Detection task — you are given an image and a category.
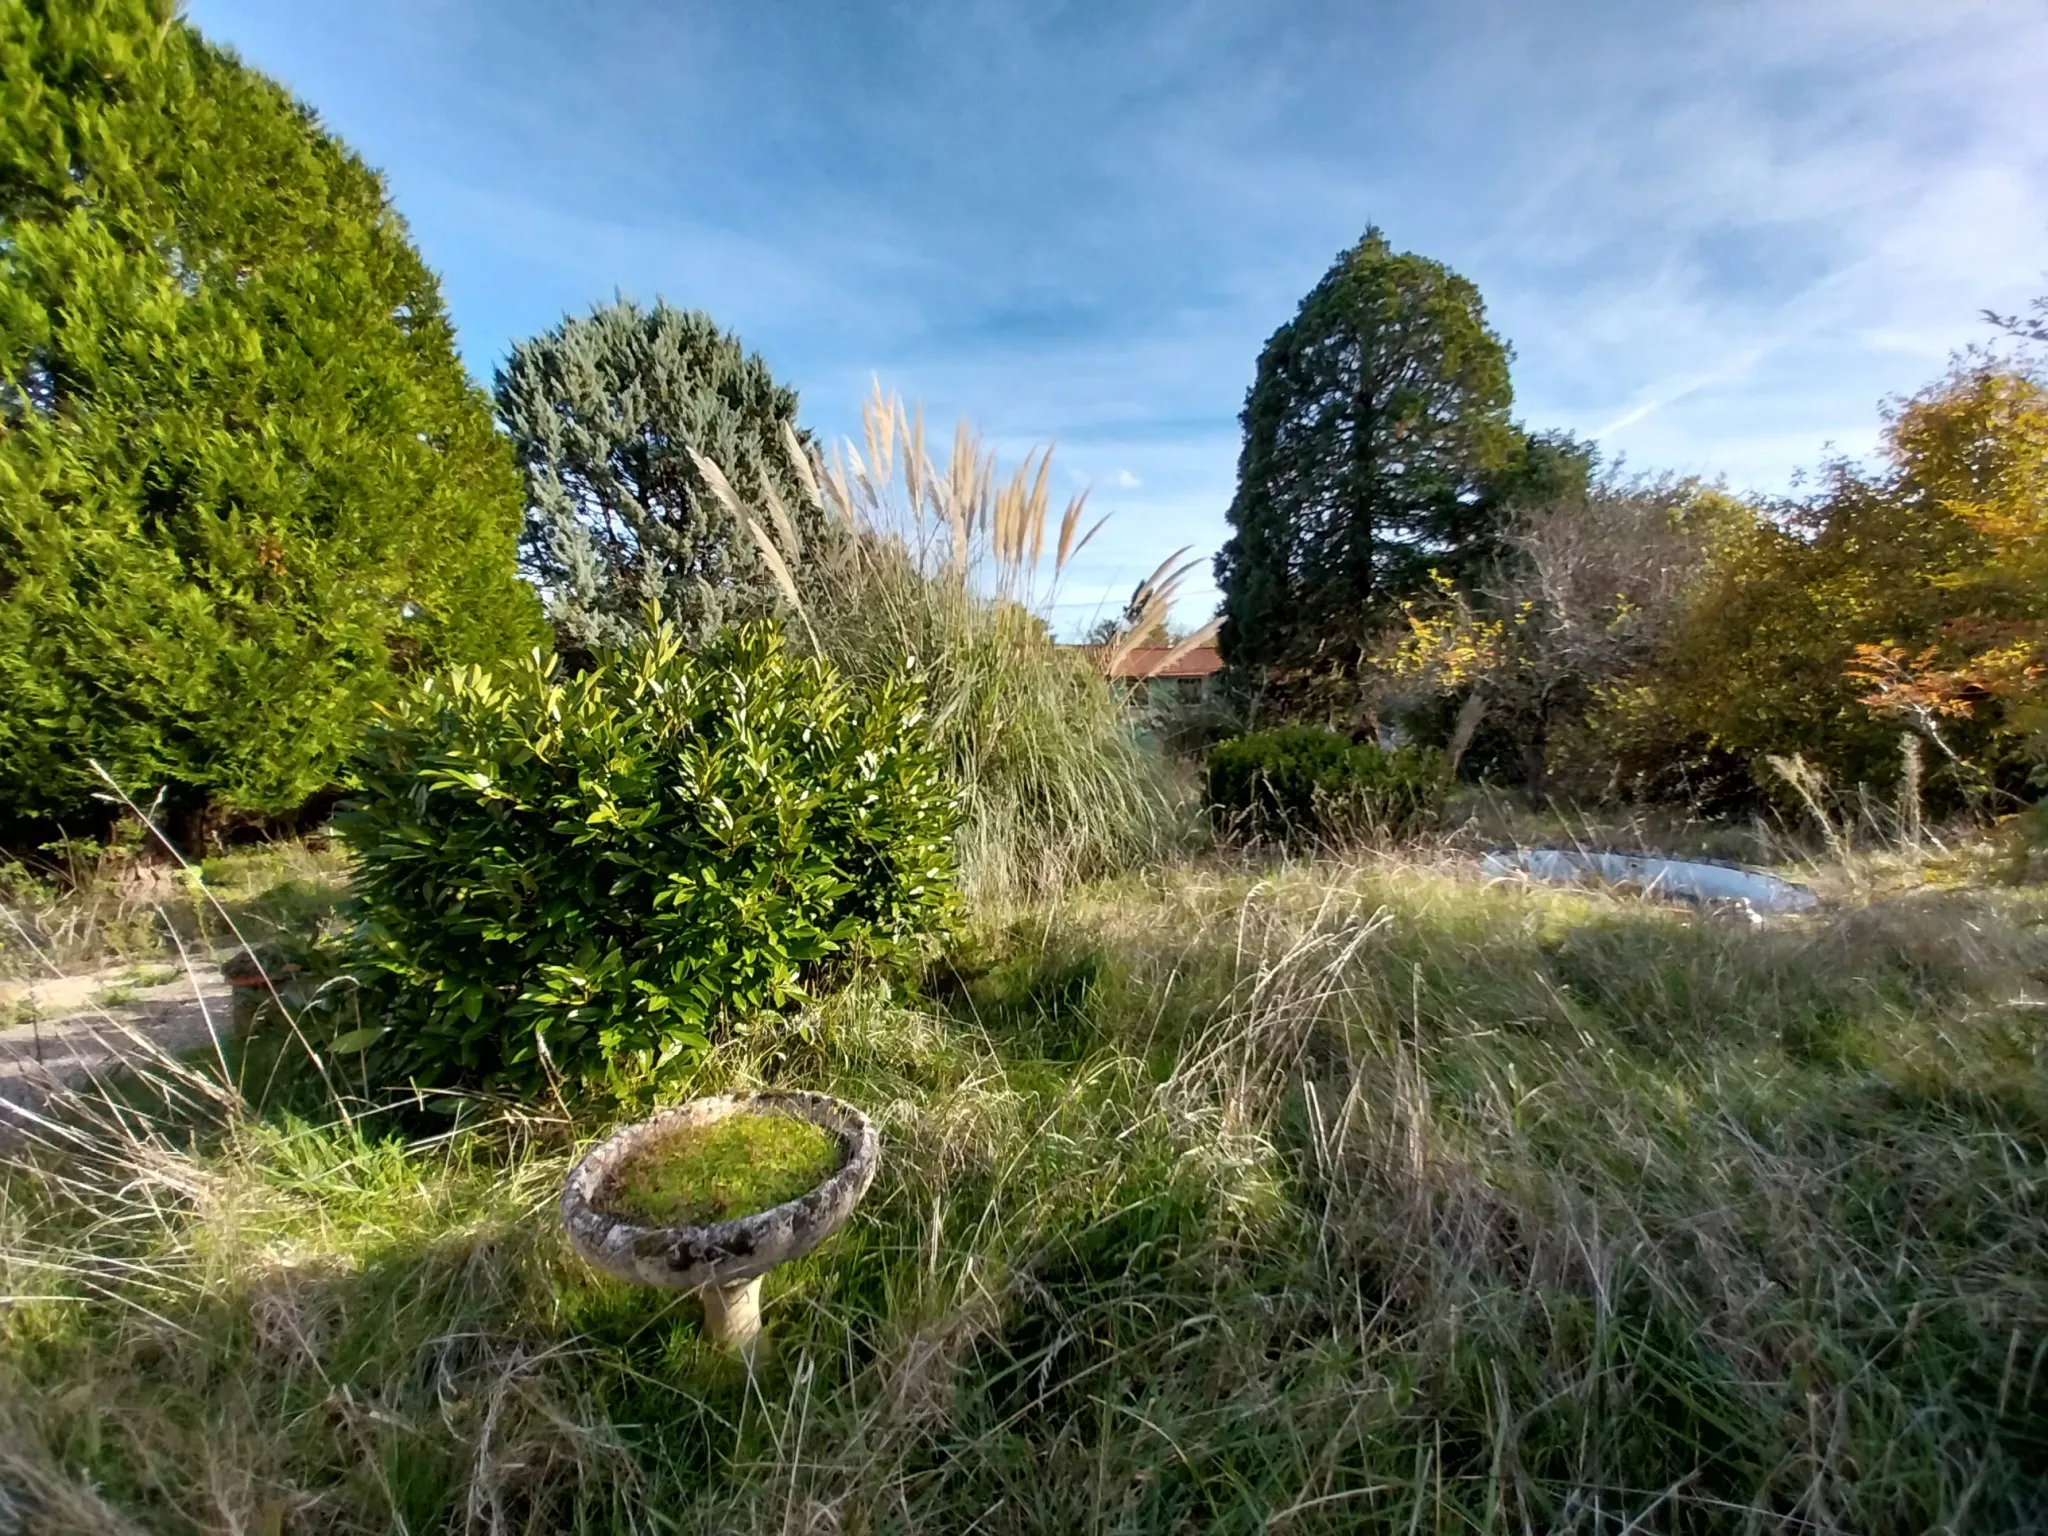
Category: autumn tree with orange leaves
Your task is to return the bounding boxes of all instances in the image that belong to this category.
[1624,343,2048,809]
[1847,365,2048,754]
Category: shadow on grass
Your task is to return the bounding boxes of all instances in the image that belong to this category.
[3,1112,822,1532]
[10,871,2048,1531]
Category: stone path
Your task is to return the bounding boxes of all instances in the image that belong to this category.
[0,964,237,1130]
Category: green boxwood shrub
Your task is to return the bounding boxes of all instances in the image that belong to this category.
[1205,726,1441,844]
[338,622,957,1092]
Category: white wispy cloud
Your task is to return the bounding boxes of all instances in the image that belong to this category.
[189,0,2048,628]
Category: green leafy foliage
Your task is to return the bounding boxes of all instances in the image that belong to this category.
[495,298,822,658]
[1205,725,1441,843]
[339,621,958,1092]
[0,0,541,829]
[1617,361,2048,810]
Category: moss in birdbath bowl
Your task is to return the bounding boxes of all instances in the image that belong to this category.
[596,1112,840,1228]
[562,1091,880,1352]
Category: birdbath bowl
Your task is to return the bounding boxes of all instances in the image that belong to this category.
[560,1090,878,1351]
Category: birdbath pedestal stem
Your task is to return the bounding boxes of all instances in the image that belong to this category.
[700,1277,763,1351]
[561,1091,879,1355]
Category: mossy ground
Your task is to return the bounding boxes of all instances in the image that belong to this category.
[598,1112,841,1227]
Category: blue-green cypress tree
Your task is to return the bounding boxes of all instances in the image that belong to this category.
[495,298,821,656]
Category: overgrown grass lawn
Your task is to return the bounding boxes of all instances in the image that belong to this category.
[5,855,2047,1532]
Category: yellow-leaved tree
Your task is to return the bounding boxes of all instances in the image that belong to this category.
[1845,365,2048,768]
[1626,354,2046,809]
[1386,478,1751,804]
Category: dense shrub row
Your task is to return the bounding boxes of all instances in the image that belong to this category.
[1205,726,1442,843]
[339,623,956,1091]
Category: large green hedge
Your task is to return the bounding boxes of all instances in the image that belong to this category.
[0,0,541,828]
[339,622,959,1092]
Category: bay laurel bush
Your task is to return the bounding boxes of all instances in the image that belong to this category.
[1205,725,1442,844]
[338,621,957,1092]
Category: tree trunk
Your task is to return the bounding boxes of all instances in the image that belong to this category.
[1444,691,1487,780]
[1521,715,1551,809]
[1349,367,1378,615]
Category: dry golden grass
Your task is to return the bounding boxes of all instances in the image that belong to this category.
[5,834,2045,1532]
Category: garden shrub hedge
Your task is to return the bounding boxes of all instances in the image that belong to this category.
[339,622,957,1092]
[1205,725,1441,844]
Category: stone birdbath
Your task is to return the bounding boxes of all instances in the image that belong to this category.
[561,1090,878,1351]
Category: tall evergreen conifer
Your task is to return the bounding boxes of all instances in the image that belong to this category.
[495,299,820,655]
[0,0,539,829]
[1215,229,1521,678]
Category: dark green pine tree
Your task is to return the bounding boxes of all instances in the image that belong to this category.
[1214,228,1524,678]
[0,0,542,832]
[495,299,824,657]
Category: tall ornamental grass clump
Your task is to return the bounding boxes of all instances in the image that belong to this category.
[338,621,956,1092]
[1206,724,1442,843]
[696,389,1192,901]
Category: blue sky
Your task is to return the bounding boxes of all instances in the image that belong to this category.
[184,0,2048,633]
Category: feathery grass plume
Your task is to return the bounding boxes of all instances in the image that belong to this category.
[781,419,826,518]
[1139,616,1223,681]
[719,391,1191,901]
[687,449,813,644]
[1102,547,1200,677]
[754,466,803,561]
[1053,490,1088,576]
[866,375,895,480]
[1026,448,1052,571]
[740,518,808,629]
[1899,732,1925,850]
[1768,752,1852,865]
